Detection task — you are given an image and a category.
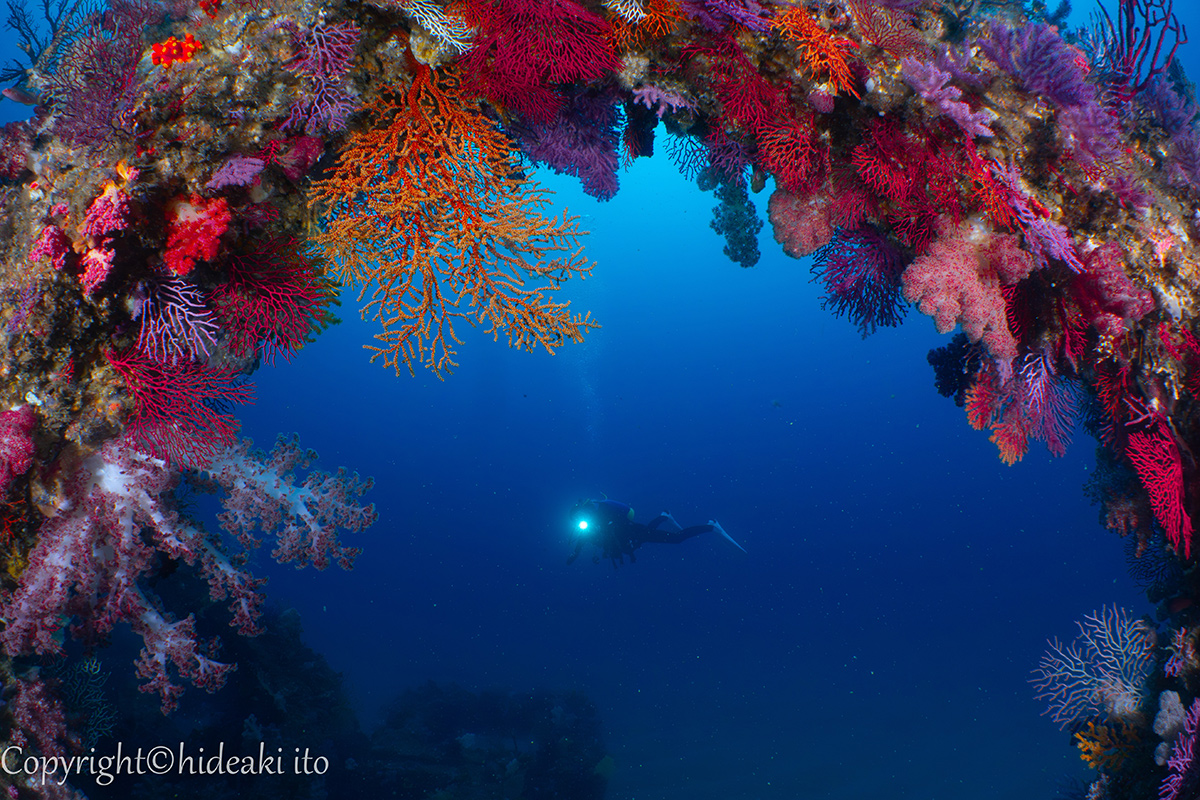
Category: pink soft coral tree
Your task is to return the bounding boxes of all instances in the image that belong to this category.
[199,434,374,571]
[0,434,375,713]
[901,216,1037,364]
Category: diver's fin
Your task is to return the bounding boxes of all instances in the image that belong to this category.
[709,520,746,553]
[660,511,682,532]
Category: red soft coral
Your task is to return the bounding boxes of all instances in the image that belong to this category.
[163,194,231,276]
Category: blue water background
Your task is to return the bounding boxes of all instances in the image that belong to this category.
[1,3,1197,797]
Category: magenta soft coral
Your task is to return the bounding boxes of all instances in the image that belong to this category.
[77,182,133,294]
[0,438,251,712]
[0,405,35,493]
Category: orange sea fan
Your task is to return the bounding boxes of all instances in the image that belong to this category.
[774,7,859,98]
[609,0,681,52]
[307,64,597,377]
[989,404,1030,466]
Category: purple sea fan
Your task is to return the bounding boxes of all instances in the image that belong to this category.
[1058,102,1125,170]
[136,277,219,363]
[678,0,768,32]
[704,128,749,183]
[1140,74,1197,136]
[1012,24,1097,108]
[284,21,362,135]
[900,58,994,138]
[1019,351,1077,457]
[983,21,1096,109]
[811,225,908,336]
[45,0,160,148]
[1162,698,1200,800]
[206,155,266,191]
[509,86,621,201]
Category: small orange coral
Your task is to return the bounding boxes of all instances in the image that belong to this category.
[1075,721,1139,771]
[989,406,1030,466]
[308,63,597,376]
[610,0,681,51]
[774,7,859,98]
[152,33,202,69]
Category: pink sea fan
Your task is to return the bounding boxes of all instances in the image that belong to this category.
[1019,351,1077,457]
[1031,605,1154,728]
[632,84,692,119]
[1162,698,1200,800]
[136,277,219,363]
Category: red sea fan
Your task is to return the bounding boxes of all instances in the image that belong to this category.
[460,0,618,122]
[212,238,328,364]
[844,0,925,59]
[686,38,784,133]
[757,115,821,193]
[106,347,253,467]
[1127,420,1193,557]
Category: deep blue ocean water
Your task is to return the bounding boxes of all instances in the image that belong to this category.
[3,3,1198,797]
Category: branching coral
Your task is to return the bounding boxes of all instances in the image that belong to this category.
[309,64,597,376]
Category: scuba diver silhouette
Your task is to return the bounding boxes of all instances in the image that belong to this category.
[567,498,746,566]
